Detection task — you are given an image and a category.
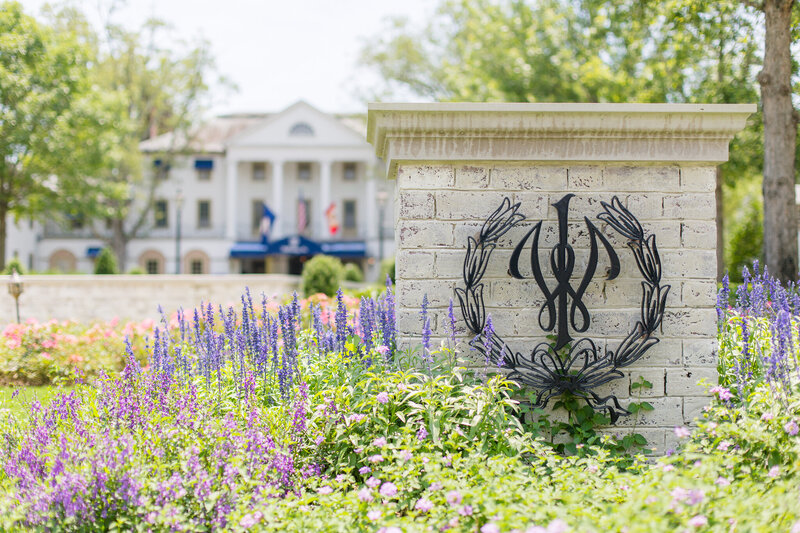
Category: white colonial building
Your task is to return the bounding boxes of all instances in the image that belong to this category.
[4,101,395,279]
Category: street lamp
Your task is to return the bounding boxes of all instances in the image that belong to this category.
[7,269,23,323]
[376,190,389,264]
[175,189,184,274]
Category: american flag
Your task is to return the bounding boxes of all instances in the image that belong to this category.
[297,192,308,233]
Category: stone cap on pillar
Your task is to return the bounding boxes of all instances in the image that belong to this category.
[366,103,756,179]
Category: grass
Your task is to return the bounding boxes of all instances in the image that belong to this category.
[0,385,73,419]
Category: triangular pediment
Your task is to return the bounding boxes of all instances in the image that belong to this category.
[227,101,368,148]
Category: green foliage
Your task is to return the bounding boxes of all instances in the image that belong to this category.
[126,266,145,275]
[2,258,24,276]
[301,255,344,297]
[379,256,395,284]
[93,247,119,275]
[725,192,764,283]
[342,262,364,283]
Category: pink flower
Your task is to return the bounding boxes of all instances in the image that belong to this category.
[401,450,413,461]
[373,437,387,447]
[368,454,384,463]
[791,520,800,533]
[376,392,389,404]
[357,488,373,502]
[709,386,733,401]
[428,482,442,491]
[481,524,499,533]
[367,510,381,521]
[335,474,347,483]
[688,515,708,528]
[318,486,333,495]
[671,487,689,503]
[446,490,462,506]
[586,464,598,474]
[547,519,569,533]
[239,511,263,528]
[359,466,372,475]
[379,482,397,497]
[376,345,390,357]
[687,490,704,506]
[415,498,434,512]
[715,476,730,486]
[761,412,775,421]
[366,477,380,488]
[717,440,732,451]
[315,435,324,445]
[674,426,691,438]
[784,420,799,436]
[459,505,473,516]
[768,466,780,478]
[662,464,674,472]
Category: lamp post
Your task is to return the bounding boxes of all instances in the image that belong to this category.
[7,269,23,323]
[376,190,388,264]
[175,189,184,274]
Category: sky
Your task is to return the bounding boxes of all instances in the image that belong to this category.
[19,0,435,116]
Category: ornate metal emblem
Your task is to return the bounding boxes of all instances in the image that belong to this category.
[455,194,670,422]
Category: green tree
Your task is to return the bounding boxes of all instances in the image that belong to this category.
[360,0,765,278]
[0,2,117,269]
[54,4,227,269]
[93,247,119,274]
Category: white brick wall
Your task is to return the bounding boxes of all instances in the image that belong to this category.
[368,103,754,451]
[393,163,720,448]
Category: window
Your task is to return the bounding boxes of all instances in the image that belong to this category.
[154,159,170,180]
[198,200,211,228]
[146,259,159,274]
[343,199,357,229]
[252,200,264,234]
[190,260,203,274]
[154,200,168,229]
[344,162,357,181]
[289,122,314,136]
[68,214,84,230]
[195,159,213,181]
[252,162,266,181]
[298,162,311,181]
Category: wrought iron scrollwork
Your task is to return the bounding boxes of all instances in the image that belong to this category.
[456,194,670,423]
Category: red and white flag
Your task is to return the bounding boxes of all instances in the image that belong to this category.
[325,202,339,235]
[297,193,308,233]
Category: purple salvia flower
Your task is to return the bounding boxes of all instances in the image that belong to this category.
[382,275,396,350]
[717,273,730,322]
[447,298,457,349]
[420,294,431,361]
[335,288,347,352]
[482,314,495,365]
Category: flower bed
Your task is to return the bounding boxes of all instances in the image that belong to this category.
[0,276,798,531]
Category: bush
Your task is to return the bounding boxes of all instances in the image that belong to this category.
[379,256,395,284]
[302,254,343,296]
[93,247,119,274]
[342,262,363,283]
[2,257,24,275]
[127,266,145,275]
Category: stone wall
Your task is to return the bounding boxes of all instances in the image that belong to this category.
[368,103,754,452]
[0,275,300,323]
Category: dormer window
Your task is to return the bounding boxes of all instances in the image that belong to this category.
[289,122,314,136]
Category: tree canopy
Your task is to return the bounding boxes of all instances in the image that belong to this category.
[361,0,776,280]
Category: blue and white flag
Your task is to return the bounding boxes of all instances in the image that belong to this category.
[259,203,276,244]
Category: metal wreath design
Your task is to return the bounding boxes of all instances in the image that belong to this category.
[455,196,670,423]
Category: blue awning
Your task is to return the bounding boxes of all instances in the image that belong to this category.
[86,247,101,258]
[321,241,367,257]
[230,237,367,259]
[194,159,214,169]
[229,242,269,258]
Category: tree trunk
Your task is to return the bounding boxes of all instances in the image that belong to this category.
[715,167,725,281]
[109,219,129,272]
[760,0,798,282]
[0,202,7,271]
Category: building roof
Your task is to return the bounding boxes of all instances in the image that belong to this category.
[139,101,369,154]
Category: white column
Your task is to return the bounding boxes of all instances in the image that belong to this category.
[319,159,332,239]
[365,172,377,241]
[225,158,237,240]
[271,160,284,238]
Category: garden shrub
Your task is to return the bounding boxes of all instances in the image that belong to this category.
[2,257,24,275]
[379,256,395,284]
[93,247,119,274]
[301,254,343,296]
[342,262,363,283]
